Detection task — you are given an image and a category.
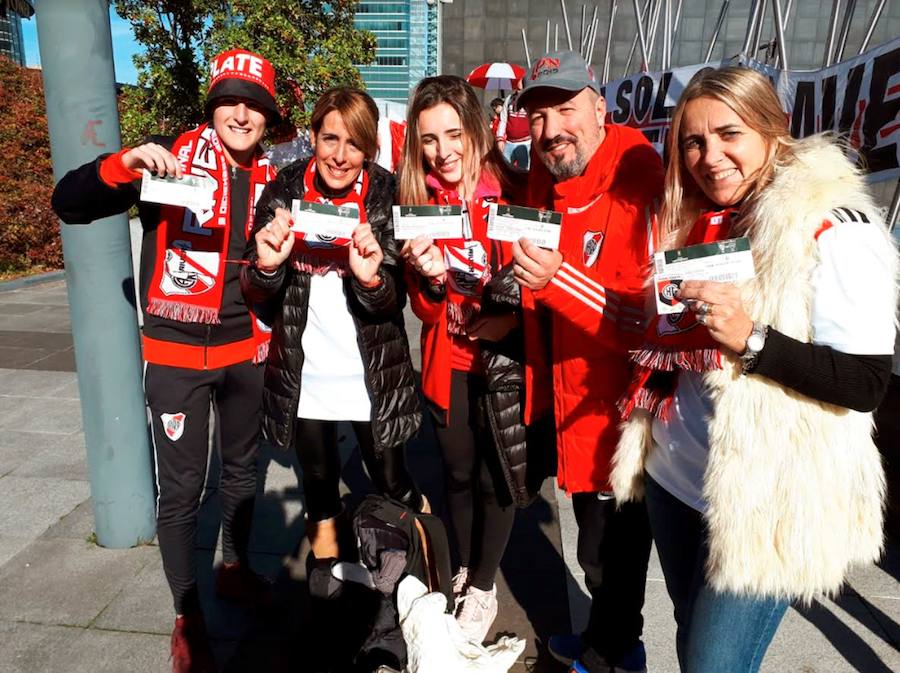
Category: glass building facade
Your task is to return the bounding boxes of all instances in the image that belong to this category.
[0,6,27,66]
[355,0,440,102]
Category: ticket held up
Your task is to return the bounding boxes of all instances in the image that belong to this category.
[487,204,562,250]
[290,200,359,240]
[140,170,215,215]
[654,237,756,315]
[392,205,464,240]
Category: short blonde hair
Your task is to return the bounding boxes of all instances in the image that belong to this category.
[310,87,379,161]
[662,66,795,244]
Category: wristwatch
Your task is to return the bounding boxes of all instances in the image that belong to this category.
[740,322,768,374]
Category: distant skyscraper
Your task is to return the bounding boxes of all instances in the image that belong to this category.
[355,0,441,103]
[0,0,32,66]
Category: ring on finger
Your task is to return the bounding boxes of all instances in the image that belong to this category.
[696,301,712,316]
[265,222,273,231]
[697,312,708,325]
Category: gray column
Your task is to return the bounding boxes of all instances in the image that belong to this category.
[36,0,156,548]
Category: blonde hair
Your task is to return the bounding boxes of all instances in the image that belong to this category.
[310,87,379,161]
[398,75,516,205]
[662,66,795,245]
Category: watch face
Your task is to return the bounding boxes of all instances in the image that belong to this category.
[747,333,765,352]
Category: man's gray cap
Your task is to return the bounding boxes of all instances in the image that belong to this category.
[517,50,601,109]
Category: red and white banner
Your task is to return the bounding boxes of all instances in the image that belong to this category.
[600,35,900,183]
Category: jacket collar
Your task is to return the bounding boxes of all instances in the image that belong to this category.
[552,123,621,206]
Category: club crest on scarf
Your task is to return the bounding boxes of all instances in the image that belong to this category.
[583,230,604,267]
[444,240,488,295]
[161,247,218,296]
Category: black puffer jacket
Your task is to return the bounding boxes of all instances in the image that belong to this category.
[241,159,421,453]
[472,266,555,507]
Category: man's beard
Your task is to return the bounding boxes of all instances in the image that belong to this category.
[537,135,590,180]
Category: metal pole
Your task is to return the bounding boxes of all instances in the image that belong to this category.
[859,0,886,55]
[624,0,652,75]
[751,0,768,57]
[603,0,618,82]
[585,7,599,63]
[834,0,857,64]
[581,5,587,53]
[742,0,761,56]
[35,0,156,549]
[547,18,551,53]
[560,0,574,51]
[587,16,600,66]
[522,28,532,67]
[824,0,841,66]
[772,0,788,69]
[705,0,731,62]
[664,0,673,70]
[674,0,683,34]
[555,23,559,51]
[631,0,651,73]
[646,0,664,68]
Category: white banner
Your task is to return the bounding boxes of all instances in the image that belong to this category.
[600,36,900,183]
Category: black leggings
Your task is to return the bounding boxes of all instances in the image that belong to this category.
[433,371,515,591]
[294,418,420,521]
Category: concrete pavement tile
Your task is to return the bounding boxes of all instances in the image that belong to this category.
[0,475,88,539]
[0,304,45,316]
[0,536,31,569]
[0,397,82,434]
[0,430,85,478]
[844,539,900,599]
[0,309,72,334]
[40,499,96,541]
[41,627,170,673]
[25,347,77,372]
[762,598,900,673]
[0,620,83,673]
[0,441,34,478]
[0,331,73,350]
[12,439,88,480]
[0,368,77,397]
[860,596,900,651]
[92,553,172,635]
[0,539,156,627]
[0,346,55,369]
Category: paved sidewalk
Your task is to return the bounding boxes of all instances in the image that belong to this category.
[0,275,898,673]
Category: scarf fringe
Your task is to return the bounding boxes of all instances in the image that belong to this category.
[146,299,221,325]
[631,347,722,372]
[446,301,481,336]
[292,256,351,277]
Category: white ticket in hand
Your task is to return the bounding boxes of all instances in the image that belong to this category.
[487,204,562,250]
[290,200,360,239]
[392,205,464,240]
[653,237,756,315]
[140,170,215,214]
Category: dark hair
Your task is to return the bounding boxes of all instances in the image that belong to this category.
[309,87,380,161]
[490,97,504,108]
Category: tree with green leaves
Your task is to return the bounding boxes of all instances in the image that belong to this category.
[114,0,376,145]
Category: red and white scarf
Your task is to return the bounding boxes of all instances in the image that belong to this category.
[426,173,500,335]
[146,124,275,361]
[291,161,368,277]
[620,208,738,420]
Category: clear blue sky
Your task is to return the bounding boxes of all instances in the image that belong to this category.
[21,7,142,84]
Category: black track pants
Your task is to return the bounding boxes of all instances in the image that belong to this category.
[294,418,420,522]
[433,370,515,591]
[145,360,263,615]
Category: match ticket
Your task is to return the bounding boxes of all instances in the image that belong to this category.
[140,170,215,214]
[487,204,562,250]
[653,237,756,315]
[392,205,464,240]
[290,200,359,240]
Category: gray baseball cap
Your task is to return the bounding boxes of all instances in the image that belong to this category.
[517,50,601,109]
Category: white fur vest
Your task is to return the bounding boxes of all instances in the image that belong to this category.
[611,135,898,603]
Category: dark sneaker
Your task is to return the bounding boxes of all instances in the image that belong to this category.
[549,633,586,666]
[170,613,216,673]
[572,641,648,673]
[215,562,274,608]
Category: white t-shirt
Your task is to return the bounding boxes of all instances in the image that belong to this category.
[297,272,372,422]
[646,213,897,512]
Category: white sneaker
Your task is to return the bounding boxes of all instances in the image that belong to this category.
[451,566,469,606]
[455,583,498,643]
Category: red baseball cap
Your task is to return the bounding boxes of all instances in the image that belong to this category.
[206,49,281,123]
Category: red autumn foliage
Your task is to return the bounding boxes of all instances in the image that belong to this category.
[0,57,63,274]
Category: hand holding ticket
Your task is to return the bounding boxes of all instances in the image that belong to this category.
[393,205,464,240]
[140,170,215,215]
[654,237,755,315]
[290,200,359,240]
[487,204,562,250]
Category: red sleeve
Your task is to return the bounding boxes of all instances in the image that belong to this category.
[405,265,445,325]
[534,259,645,340]
[98,148,142,187]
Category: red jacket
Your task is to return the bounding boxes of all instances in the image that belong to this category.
[407,173,551,423]
[525,124,663,493]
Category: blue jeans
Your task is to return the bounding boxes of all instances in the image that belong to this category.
[644,474,789,673]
